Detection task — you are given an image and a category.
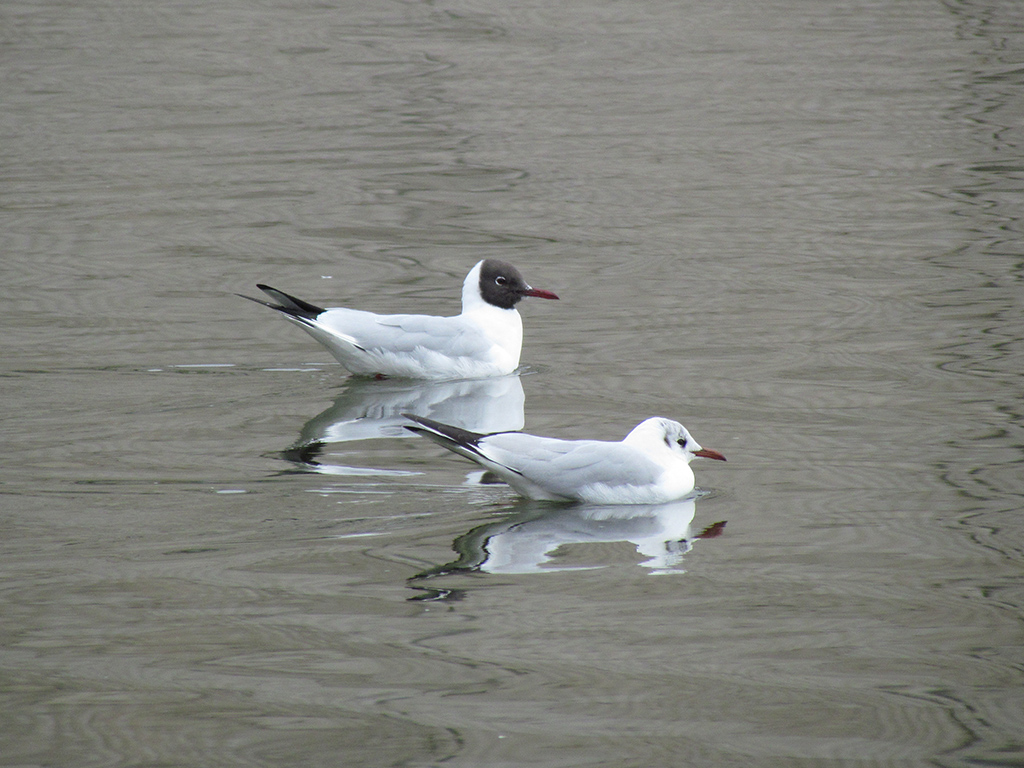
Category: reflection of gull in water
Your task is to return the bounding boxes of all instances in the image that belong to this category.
[412,498,727,583]
[283,375,525,476]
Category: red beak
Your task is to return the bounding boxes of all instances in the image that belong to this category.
[693,448,727,462]
[522,287,559,300]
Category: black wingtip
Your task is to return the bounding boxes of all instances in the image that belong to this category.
[401,413,485,446]
[402,413,525,479]
[241,284,326,320]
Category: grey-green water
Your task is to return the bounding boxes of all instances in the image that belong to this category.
[3,0,1023,765]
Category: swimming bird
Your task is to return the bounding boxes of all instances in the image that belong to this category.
[404,415,726,504]
[239,260,558,379]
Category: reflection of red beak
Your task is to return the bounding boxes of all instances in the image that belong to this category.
[696,521,727,539]
[693,448,727,462]
[522,287,560,300]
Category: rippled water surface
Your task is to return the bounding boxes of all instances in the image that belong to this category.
[3,0,1024,766]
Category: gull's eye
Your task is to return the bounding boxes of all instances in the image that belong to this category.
[495,275,507,286]
[676,437,687,449]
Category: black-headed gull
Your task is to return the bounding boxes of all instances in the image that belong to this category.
[404,415,726,504]
[240,260,558,379]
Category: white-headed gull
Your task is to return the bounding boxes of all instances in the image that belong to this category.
[404,415,726,504]
[240,260,558,379]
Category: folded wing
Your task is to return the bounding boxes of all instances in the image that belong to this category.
[479,435,664,499]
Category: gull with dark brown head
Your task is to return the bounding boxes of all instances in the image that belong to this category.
[240,260,558,380]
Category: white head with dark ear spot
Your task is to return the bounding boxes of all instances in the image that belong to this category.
[623,418,727,463]
[465,259,560,311]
